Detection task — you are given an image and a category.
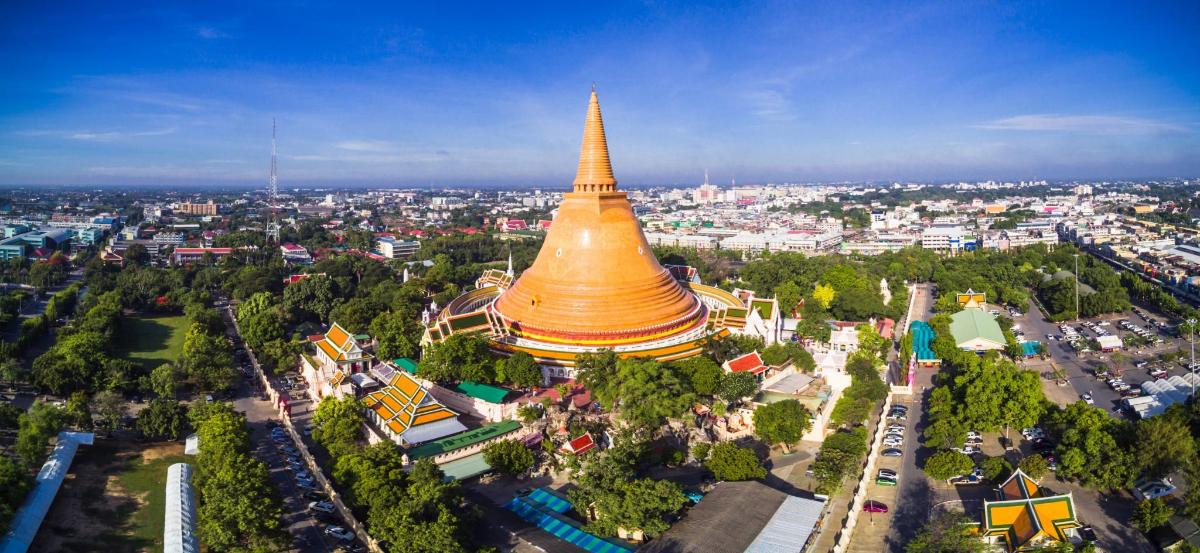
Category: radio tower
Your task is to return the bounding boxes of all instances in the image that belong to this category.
[266,119,280,243]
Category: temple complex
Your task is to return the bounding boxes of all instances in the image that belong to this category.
[424,90,782,378]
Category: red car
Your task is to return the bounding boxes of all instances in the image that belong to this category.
[863,500,889,513]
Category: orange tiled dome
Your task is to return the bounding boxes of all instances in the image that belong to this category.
[492,90,704,342]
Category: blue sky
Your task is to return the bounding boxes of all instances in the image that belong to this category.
[1,1,1198,187]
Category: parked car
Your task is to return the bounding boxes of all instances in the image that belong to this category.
[303,491,327,501]
[881,448,903,457]
[863,501,889,513]
[876,475,897,486]
[878,469,897,479]
[1081,392,1094,405]
[1133,479,1177,501]
[325,526,355,541]
[883,438,903,447]
[308,501,336,514]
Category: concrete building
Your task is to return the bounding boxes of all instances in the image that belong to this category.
[173,200,218,216]
[377,236,421,258]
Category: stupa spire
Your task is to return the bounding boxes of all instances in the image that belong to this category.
[572,88,617,193]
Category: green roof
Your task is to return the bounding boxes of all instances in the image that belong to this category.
[949,308,1006,347]
[407,420,522,460]
[453,381,511,404]
[394,358,419,374]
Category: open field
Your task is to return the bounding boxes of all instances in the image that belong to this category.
[31,439,188,553]
[114,315,190,371]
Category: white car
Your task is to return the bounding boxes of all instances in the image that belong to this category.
[965,431,982,440]
[883,437,903,447]
[308,501,335,514]
[324,525,355,541]
[1081,392,1094,405]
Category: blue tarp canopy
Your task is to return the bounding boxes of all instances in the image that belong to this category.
[910,320,939,362]
[506,487,635,553]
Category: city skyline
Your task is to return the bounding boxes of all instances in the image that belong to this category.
[2,1,1199,187]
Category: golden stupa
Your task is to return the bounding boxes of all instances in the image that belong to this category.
[492,90,704,343]
[422,89,777,369]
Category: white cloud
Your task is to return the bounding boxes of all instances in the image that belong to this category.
[334,140,398,153]
[197,26,230,39]
[69,127,177,141]
[976,114,1188,135]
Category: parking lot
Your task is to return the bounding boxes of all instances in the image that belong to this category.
[1013,298,1194,417]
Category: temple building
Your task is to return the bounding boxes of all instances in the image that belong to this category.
[423,90,781,379]
[979,469,1080,551]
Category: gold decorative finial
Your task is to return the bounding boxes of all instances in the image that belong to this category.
[572,88,617,193]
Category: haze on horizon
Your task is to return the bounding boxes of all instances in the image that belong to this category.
[1,1,1198,188]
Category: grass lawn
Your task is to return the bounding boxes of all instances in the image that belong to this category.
[114,315,191,371]
[33,440,191,553]
[115,446,192,549]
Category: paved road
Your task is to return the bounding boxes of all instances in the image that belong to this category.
[882,283,938,552]
[221,308,350,553]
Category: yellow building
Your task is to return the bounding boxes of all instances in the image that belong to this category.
[981,469,1080,551]
[423,90,779,378]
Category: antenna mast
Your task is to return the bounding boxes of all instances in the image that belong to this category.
[266,119,280,243]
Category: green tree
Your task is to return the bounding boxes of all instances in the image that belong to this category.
[773,281,803,314]
[0,455,32,534]
[483,439,535,476]
[1135,414,1196,478]
[15,401,64,468]
[980,456,1013,482]
[369,310,423,362]
[417,333,494,384]
[1018,454,1049,480]
[923,450,975,480]
[717,371,758,404]
[906,511,984,553]
[501,351,543,389]
[704,442,766,481]
[64,391,92,430]
[150,363,179,399]
[136,399,190,440]
[0,357,25,387]
[312,396,366,460]
[332,442,407,511]
[1132,497,1174,533]
[585,478,686,539]
[606,358,695,427]
[752,399,811,451]
[282,274,338,322]
[182,323,235,392]
[673,356,723,396]
[93,390,126,433]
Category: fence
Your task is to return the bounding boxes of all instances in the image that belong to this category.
[225,306,382,553]
[829,394,894,553]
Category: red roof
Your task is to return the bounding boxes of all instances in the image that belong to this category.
[307,334,325,342]
[280,243,305,252]
[876,318,896,340]
[537,220,553,230]
[561,432,596,454]
[726,351,767,375]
